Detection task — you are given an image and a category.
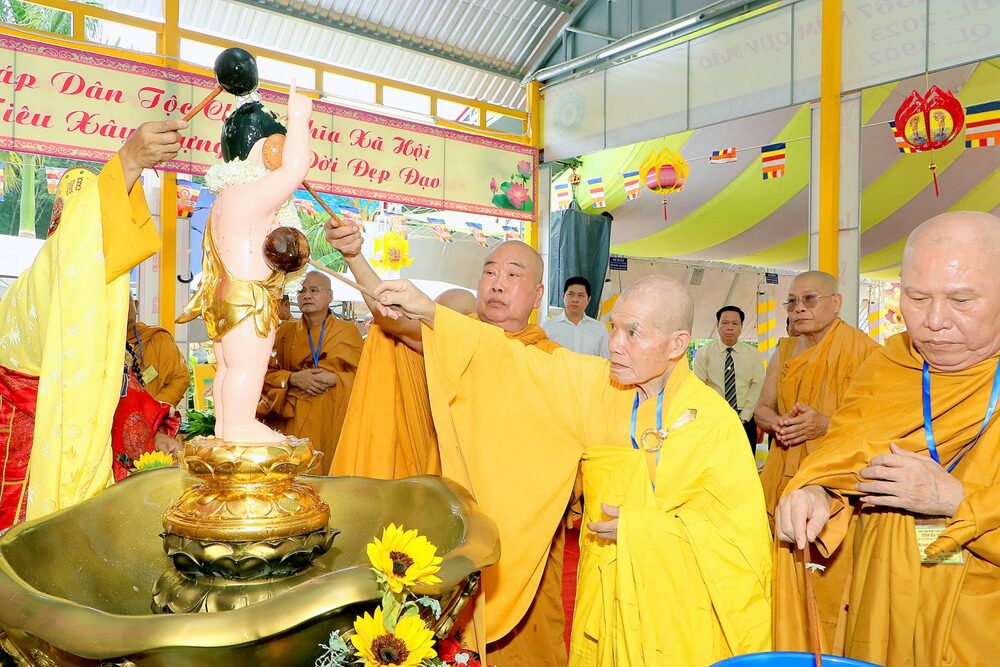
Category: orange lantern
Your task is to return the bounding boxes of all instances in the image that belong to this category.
[640,148,689,221]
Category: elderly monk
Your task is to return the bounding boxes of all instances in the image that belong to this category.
[258,271,362,463]
[0,120,186,528]
[127,297,189,406]
[755,271,877,650]
[375,275,772,665]
[776,211,1000,666]
[325,223,565,666]
[756,271,879,517]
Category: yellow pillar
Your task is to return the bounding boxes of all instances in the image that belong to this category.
[159,0,180,333]
[818,0,842,278]
[524,79,543,253]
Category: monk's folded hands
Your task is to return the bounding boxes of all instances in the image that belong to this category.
[856,442,966,516]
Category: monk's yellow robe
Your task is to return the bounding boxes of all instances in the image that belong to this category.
[258,314,363,464]
[331,314,569,666]
[129,322,189,406]
[0,157,160,520]
[761,318,877,651]
[776,333,1000,667]
[424,305,772,666]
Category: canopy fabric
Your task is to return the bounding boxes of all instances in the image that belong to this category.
[555,58,1000,278]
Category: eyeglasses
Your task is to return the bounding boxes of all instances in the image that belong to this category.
[782,294,835,311]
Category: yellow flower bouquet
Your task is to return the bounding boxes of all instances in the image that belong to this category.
[317,524,484,667]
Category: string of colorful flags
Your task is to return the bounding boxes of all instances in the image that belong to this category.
[556,97,999,212]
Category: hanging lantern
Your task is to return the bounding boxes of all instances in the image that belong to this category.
[639,148,689,222]
[894,85,964,197]
[567,167,582,199]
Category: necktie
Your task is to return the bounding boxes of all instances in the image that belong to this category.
[724,347,739,412]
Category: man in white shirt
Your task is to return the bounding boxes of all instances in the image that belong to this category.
[542,277,609,358]
[692,305,765,452]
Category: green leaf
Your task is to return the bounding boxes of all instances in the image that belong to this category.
[500,181,512,193]
[520,199,533,212]
[492,193,514,209]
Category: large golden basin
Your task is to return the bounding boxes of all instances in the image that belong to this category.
[0,468,498,666]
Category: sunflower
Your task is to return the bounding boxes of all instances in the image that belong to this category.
[352,606,436,667]
[367,523,442,594]
[131,450,175,473]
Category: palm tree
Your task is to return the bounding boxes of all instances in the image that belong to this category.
[0,0,103,237]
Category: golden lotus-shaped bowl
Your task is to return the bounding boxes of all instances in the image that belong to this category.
[162,436,336,579]
[0,468,499,666]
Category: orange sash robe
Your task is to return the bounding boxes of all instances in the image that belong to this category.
[761,318,878,651]
[259,314,363,465]
[775,334,1000,667]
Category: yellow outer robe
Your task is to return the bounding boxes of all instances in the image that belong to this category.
[330,315,568,667]
[129,322,189,406]
[0,157,159,520]
[423,305,772,665]
[259,314,363,465]
[776,334,1000,667]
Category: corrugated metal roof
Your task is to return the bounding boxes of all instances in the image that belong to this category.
[178,0,576,110]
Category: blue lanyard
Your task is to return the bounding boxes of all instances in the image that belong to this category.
[630,387,665,487]
[306,317,327,368]
[132,325,144,363]
[922,359,1000,472]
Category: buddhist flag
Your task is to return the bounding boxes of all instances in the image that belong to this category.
[553,182,572,210]
[964,101,1000,148]
[176,179,201,219]
[587,177,606,208]
[466,221,489,247]
[623,170,641,201]
[761,143,786,180]
[710,147,737,164]
[502,224,522,241]
[45,167,66,194]
[427,218,453,243]
[888,121,917,154]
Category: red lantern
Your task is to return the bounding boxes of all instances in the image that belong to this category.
[894,85,965,196]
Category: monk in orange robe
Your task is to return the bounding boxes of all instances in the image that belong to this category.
[324,222,567,666]
[127,297,189,406]
[776,212,1000,667]
[331,288,475,478]
[754,270,878,650]
[258,271,362,464]
[0,121,186,529]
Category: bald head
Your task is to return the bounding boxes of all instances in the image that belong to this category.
[903,211,1000,268]
[304,271,332,289]
[787,270,841,336]
[608,275,693,392]
[436,288,477,315]
[791,271,838,295]
[484,241,544,283]
[477,241,545,332]
[900,211,1000,371]
[619,275,694,334]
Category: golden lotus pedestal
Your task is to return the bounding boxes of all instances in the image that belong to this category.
[0,440,499,666]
